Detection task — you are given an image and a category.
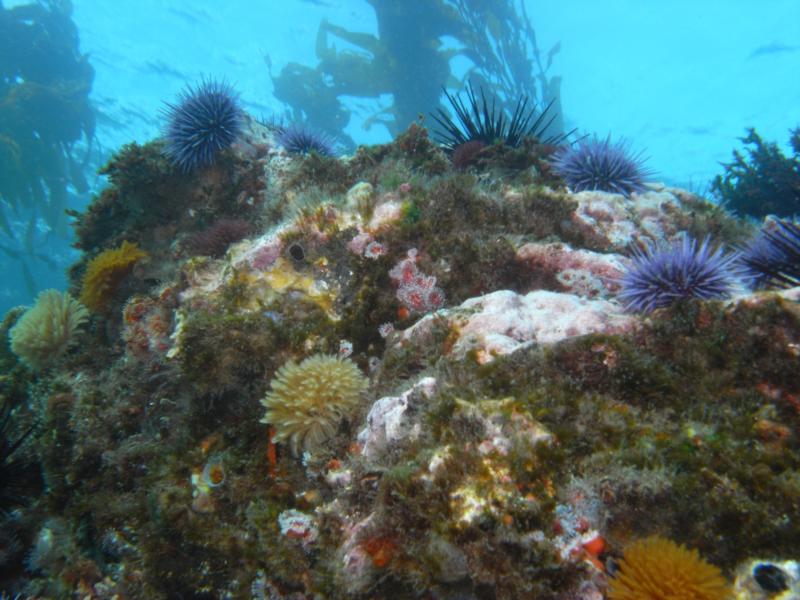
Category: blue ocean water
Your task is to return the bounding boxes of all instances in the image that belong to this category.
[1,0,799,313]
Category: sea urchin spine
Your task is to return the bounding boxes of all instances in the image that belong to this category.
[431,81,568,152]
[184,218,254,258]
[617,236,741,313]
[737,218,800,288]
[552,135,651,197]
[276,124,337,157]
[162,78,244,172]
[1,397,40,515]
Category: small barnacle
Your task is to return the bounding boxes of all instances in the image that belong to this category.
[288,242,306,263]
[190,455,226,513]
[733,558,799,598]
[201,456,226,488]
[278,509,318,545]
[338,339,353,358]
[753,563,789,593]
[364,240,386,259]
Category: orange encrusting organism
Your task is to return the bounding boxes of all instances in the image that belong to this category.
[608,535,730,600]
[80,241,147,312]
[362,536,397,568]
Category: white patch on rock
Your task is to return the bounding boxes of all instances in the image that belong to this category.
[345,181,374,212]
[570,189,683,251]
[398,290,636,364]
[357,377,437,460]
[368,200,403,230]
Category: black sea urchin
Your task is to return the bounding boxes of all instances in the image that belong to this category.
[0,397,39,515]
[738,218,800,288]
[552,135,651,197]
[162,78,244,172]
[617,236,741,313]
[431,82,566,152]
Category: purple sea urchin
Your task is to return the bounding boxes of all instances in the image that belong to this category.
[184,218,254,258]
[617,236,741,313]
[738,218,800,288]
[162,79,244,172]
[277,124,336,157]
[552,135,651,197]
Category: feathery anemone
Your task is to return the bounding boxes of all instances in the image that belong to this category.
[608,536,730,600]
[276,124,337,157]
[552,135,651,197]
[162,78,244,172]
[431,82,567,152]
[261,354,368,456]
[9,289,89,370]
[737,218,800,288]
[617,236,741,313]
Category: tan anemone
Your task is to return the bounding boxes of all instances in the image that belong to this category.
[261,354,368,455]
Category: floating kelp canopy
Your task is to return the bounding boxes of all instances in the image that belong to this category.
[0,1,96,239]
[270,0,566,149]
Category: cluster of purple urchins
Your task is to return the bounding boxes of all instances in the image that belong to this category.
[275,124,336,157]
[738,218,800,288]
[552,136,651,197]
[618,236,741,313]
[162,79,244,172]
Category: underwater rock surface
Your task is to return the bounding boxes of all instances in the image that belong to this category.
[397,289,636,364]
[2,119,799,599]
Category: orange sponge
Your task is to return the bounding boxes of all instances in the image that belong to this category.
[80,241,147,312]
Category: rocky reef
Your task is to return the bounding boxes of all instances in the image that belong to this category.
[1,115,798,600]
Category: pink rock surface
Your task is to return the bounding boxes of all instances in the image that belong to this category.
[347,232,374,256]
[358,377,437,460]
[368,199,403,231]
[781,286,800,303]
[398,290,636,364]
[570,188,683,251]
[247,234,283,271]
[516,242,626,298]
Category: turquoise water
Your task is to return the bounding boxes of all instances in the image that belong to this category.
[2,1,799,313]
[74,0,800,182]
